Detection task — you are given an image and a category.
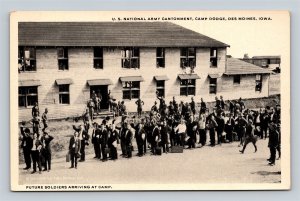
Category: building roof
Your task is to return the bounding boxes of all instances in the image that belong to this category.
[225,57,272,75]
[18,22,229,47]
[252,56,281,59]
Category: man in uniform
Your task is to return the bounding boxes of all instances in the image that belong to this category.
[87,99,95,121]
[200,98,206,114]
[135,98,144,118]
[32,102,40,118]
[41,108,48,132]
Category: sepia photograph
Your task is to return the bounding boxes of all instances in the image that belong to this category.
[10,11,290,191]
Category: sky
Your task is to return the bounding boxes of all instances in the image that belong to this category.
[173,11,289,59]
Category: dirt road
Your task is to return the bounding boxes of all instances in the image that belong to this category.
[19,139,281,185]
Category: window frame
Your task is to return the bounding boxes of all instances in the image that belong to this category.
[210,48,218,68]
[93,47,103,69]
[18,46,37,72]
[122,81,140,100]
[156,47,165,68]
[180,47,196,68]
[233,75,241,84]
[180,79,196,96]
[156,80,165,97]
[121,47,140,69]
[57,47,69,71]
[209,78,217,94]
[18,86,38,108]
[58,84,70,104]
[255,74,263,92]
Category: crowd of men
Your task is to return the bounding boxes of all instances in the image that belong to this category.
[20,103,53,174]
[20,94,281,173]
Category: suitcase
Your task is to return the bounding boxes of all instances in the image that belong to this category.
[105,147,111,154]
[155,147,162,155]
[66,152,70,162]
[170,145,184,153]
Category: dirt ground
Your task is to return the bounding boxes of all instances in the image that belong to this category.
[19,138,281,185]
[18,77,281,185]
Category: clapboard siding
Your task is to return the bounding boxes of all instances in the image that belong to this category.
[18,47,269,121]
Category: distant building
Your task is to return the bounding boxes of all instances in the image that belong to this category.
[241,55,281,70]
[18,22,272,121]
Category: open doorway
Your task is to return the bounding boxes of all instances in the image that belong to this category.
[90,85,109,110]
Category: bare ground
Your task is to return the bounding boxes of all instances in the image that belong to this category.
[19,139,281,185]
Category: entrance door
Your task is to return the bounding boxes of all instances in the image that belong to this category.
[90,85,109,110]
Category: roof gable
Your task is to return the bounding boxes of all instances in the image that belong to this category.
[225,58,272,75]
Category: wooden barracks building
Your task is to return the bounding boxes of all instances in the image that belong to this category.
[18,22,271,121]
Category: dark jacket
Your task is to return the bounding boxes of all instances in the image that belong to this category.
[268,129,279,147]
[135,124,146,143]
[99,128,108,145]
[124,129,133,146]
[160,125,169,143]
[41,135,54,154]
[216,117,225,132]
[69,136,81,154]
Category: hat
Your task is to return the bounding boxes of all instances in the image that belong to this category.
[43,129,49,134]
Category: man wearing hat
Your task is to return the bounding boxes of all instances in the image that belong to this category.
[99,121,108,162]
[21,126,33,170]
[124,122,133,158]
[40,129,54,171]
[239,119,257,154]
[135,119,146,157]
[69,131,81,169]
[268,122,279,165]
[91,122,101,159]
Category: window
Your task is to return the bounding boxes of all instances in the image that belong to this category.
[156,48,165,68]
[122,81,140,100]
[156,80,165,97]
[233,75,241,84]
[210,48,218,68]
[261,59,268,67]
[180,48,196,68]
[58,84,70,104]
[180,79,196,96]
[18,47,36,72]
[57,47,69,70]
[93,47,103,69]
[121,47,140,69]
[255,74,262,92]
[209,78,217,94]
[18,86,38,107]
